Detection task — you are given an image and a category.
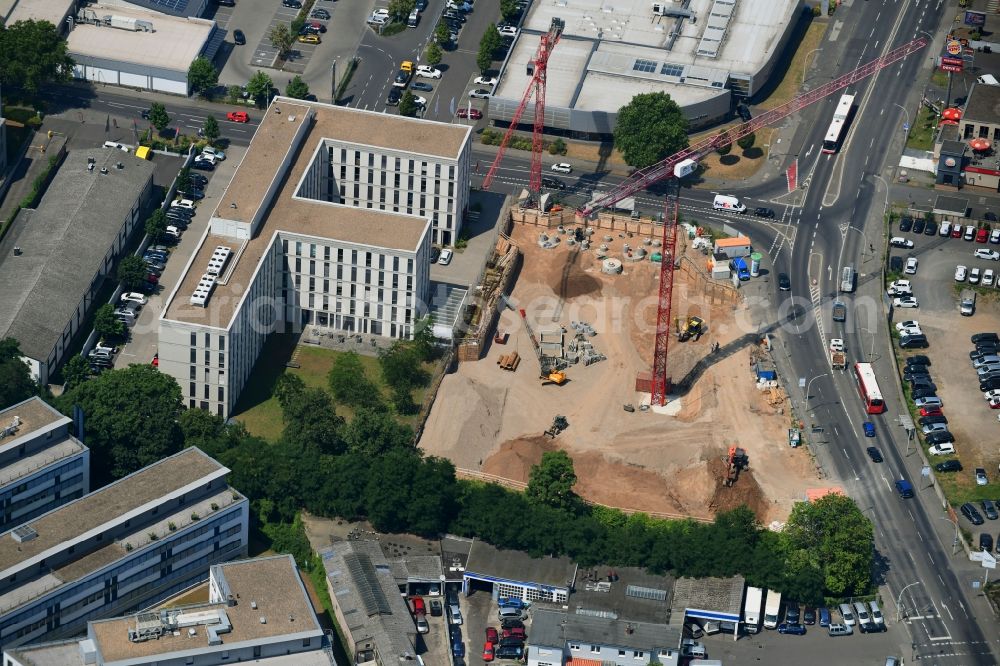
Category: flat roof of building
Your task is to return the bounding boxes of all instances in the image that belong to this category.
[164,98,454,328]
[0,149,154,364]
[670,575,745,621]
[0,398,68,447]
[531,608,680,652]
[964,80,1000,122]
[67,5,215,74]
[0,447,225,576]
[465,540,576,590]
[89,555,321,662]
[3,0,74,24]
[570,566,674,624]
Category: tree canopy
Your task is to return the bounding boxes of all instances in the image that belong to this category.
[613,92,689,169]
[425,42,443,67]
[269,24,294,59]
[434,21,451,46]
[477,26,501,73]
[247,71,274,108]
[145,208,168,242]
[93,304,126,340]
[117,255,149,290]
[148,102,170,132]
[526,450,579,511]
[286,75,310,100]
[399,91,419,118]
[202,115,220,144]
[327,352,382,408]
[0,338,39,410]
[0,20,73,92]
[388,0,416,22]
[187,57,218,97]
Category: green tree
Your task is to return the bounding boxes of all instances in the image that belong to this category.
[0,20,74,93]
[716,142,732,156]
[477,25,501,73]
[342,407,414,456]
[0,338,39,409]
[328,352,382,408]
[202,115,220,144]
[246,71,274,108]
[279,387,346,455]
[388,0,416,22]
[55,364,183,486]
[148,102,170,132]
[62,355,91,391]
[286,75,310,99]
[391,384,418,414]
[379,342,429,390]
[176,167,192,194]
[117,255,148,290]
[399,91,419,117]
[434,21,451,46]
[145,208,168,242]
[425,42,443,67]
[783,494,874,597]
[737,132,756,151]
[613,92,689,169]
[187,56,218,98]
[269,23,294,59]
[500,0,520,20]
[526,450,578,511]
[412,319,437,362]
[93,304,126,340]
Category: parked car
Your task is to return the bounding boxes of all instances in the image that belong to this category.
[975,248,1000,260]
[226,111,249,123]
[233,29,246,45]
[904,257,919,274]
[469,88,492,99]
[828,624,853,637]
[438,248,453,265]
[416,65,442,78]
[411,81,434,92]
[913,218,926,234]
[962,502,985,525]
[899,216,913,232]
[890,237,914,248]
[777,623,806,635]
[935,460,963,473]
[981,499,999,520]
[976,467,989,485]
[192,159,215,171]
[956,265,969,281]
[907,354,931,367]
[894,296,919,308]
[551,162,573,173]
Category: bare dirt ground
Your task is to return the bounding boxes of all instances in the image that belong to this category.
[421,224,825,522]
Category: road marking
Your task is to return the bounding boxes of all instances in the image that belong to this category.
[942,602,954,621]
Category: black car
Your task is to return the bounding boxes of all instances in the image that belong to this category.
[188,173,208,188]
[429,599,442,616]
[936,460,963,473]
[866,446,883,463]
[233,29,246,45]
[903,368,930,381]
[890,256,904,272]
[777,272,791,291]
[899,216,913,232]
[987,212,998,222]
[972,333,1000,345]
[785,602,800,624]
[386,88,401,106]
[501,618,525,630]
[737,102,752,122]
[430,247,441,263]
[754,207,775,218]
[926,430,955,445]
[912,218,926,234]
[541,176,566,190]
[909,378,936,391]
[282,0,302,7]
[906,355,931,367]
[192,160,215,171]
[495,645,524,660]
[411,81,433,92]
[980,377,1000,392]
[971,346,999,358]
[910,387,937,400]
[962,502,985,525]
[981,533,995,552]
[900,334,928,349]
[925,220,938,235]
[919,415,947,426]
[983,499,999,520]
[777,623,807,635]
[311,8,331,18]
[802,607,816,625]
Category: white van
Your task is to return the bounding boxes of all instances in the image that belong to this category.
[839,603,856,626]
[713,194,746,213]
[978,74,999,86]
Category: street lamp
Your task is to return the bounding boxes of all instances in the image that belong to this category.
[939,516,960,555]
[804,373,829,413]
[892,103,910,139]
[896,581,923,622]
[802,48,824,88]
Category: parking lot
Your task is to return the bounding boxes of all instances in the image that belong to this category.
[887,216,1000,533]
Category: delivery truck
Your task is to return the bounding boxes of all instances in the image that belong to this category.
[743,586,763,633]
[763,589,782,630]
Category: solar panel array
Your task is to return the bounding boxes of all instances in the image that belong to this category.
[126,0,192,16]
[344,552,391,617]
[625,584,667,601]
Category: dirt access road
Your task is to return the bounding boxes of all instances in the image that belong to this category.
[421,224,824,523]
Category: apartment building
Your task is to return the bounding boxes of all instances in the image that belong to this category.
[158,98,471,418]
[0,447,248,651]
[4,554,336,666]
[0,398,89,534]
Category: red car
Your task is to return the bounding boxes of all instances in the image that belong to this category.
[919,406,943,417]
[977,227,989,243]
[151,353,159,368]
[502,626,526,640]
[485,627,499,644]
[227,110,249,123]
[482,642,495,662]
[457,107,483,120]
[145,273,159,284]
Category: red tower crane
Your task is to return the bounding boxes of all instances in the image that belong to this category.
[575,38,927,405]
[482,17,565,197]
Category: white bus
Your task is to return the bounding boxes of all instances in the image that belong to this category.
[822,93,855,154]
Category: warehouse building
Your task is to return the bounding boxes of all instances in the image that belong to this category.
[0,398,90,535]
[491,0,802,135]
[158,98,471,418]
[4,554,335,666]
[463,540,575,603]
[0,447,249,651]
[668,575,746,639]
[0,149,155,385]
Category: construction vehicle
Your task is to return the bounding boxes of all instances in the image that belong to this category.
[544,415,568,438]
[678,316,705,342]
[829,338,846,370]
[722,446,749,487]
[519,308,567,385]
[573,38,927,406]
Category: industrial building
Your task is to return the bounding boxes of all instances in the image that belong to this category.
[668,575,747,639]
[463,540,575,603]
[0,398,89,535]
[0,149,155,385]
[0,0,76,30]
[491,0,802,135]
[158,98,471,418]
[3,554,335,666]
[0,447,249,651]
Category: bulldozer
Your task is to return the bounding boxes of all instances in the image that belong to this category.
[722,446,749,487]
[678,316,705,342]
[544,415,569,438]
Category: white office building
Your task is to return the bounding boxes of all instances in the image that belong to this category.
[0,447,248,651]
[158,98,471,418]
[0,398,89,534]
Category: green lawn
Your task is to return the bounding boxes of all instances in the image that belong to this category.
[231,334,434,441]
[905,104,938,152]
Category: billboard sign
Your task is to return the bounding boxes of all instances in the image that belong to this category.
[946,39,963,56]
[965,10,986,26]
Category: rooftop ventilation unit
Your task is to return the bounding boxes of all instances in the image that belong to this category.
[12,524,37,543]
[189,274,217,307]
[206,246,232,276]
[0,416,21,439]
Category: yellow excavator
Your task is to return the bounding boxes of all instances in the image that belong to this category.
[519,308,567,385]
[678,316,705,342]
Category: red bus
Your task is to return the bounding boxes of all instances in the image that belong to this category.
[853,362,885,414]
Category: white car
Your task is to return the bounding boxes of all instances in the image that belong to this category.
[416,65,442,79]
[986,389,1000,400]
[165,225,182,238]
[171,199,195,210]
[498,25,518,37]
[904,257,918,274]
[992,229,1000,244]
[474,76,498,86]
[120,292,148,306]
[890,237,914,248]
[890,279,911,290]
[895,320,920,331]
[412,95,427,107]
[955,265,968,281]
[369,14,387,24]
[200,146,225,161]
[887,285,912,297]
[372,8,389,18]
[974,248,1000,260]
[893,297,919,308]
[928,443,955,456]
[438,248,453,265]
[551,162,572,173]
[970,267,981,284]
[898,326,922,337]
[447,0,472,10]
[984,268,996,286]
[468,88,492,99]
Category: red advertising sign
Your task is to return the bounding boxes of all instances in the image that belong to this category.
[946,39,962,55]
[940,62,964,73]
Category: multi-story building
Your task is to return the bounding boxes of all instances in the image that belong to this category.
[0,447,248,650]
[158,98,471,418]
[0,398,89,534]
[4,554,337,666]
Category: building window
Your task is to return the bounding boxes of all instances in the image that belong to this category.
[218,336,225,350]
[633,651,644,658]
[619,650,626,657]
[590,645,600,653]
[569,644,580,651]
